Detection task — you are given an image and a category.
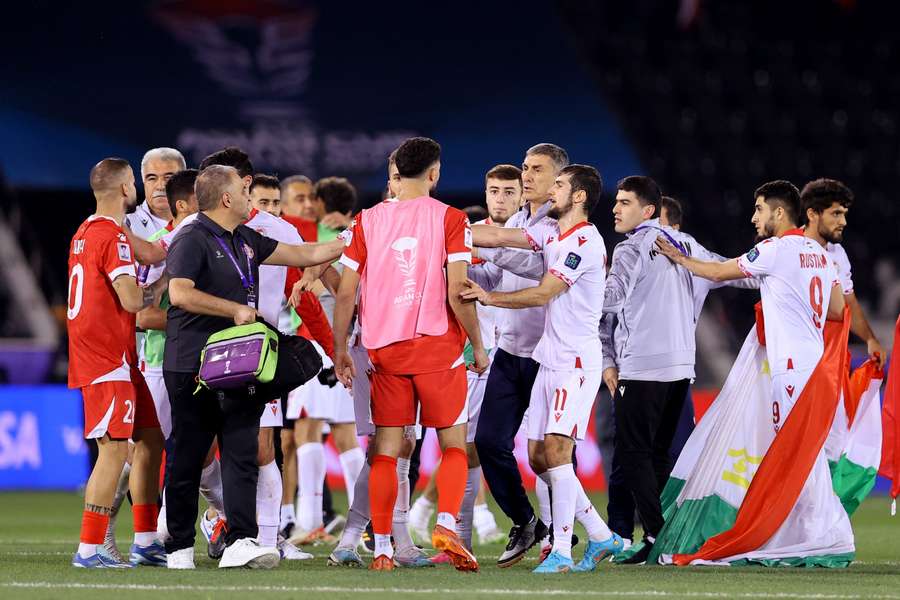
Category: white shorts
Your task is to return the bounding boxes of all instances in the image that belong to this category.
[142,368,171,439]
[526,366,601,441]
[466,369,489,444]
[285,386,301,420]
[770,367,815,434]
[283,341,354,424]
[259,397,283,428]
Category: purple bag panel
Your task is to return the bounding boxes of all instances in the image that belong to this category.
[199,338,264,389]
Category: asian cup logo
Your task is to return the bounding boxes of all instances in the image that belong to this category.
[391,237,418,307]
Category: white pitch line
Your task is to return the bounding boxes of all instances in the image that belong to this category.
[2,582,900,600]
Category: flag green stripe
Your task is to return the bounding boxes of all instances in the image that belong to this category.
[728,551,855,568]
[647,480,738,564]
[829,456,878,517]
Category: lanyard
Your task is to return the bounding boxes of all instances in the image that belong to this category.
[634,224,687,255]
[200,221,255,291]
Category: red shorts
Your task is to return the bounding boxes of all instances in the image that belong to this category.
[370,365,467,428]
[81,367,159,439]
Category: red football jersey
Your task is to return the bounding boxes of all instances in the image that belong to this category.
[66,216,138,388]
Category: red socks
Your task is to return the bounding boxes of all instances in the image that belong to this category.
[80,509,109,544]
[132,503,158,533]
[369,455,398,535]
[436,446,468,517]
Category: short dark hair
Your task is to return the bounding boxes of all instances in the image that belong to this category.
[280,174,312,195]
[166,169,199,215]
[314,176,357,214]
[250,173,280,195]
[199,146,254,179]
[485,164,522,186]
[617,175,661,216]
[661,195,683,228]
[755,180,801,226]
[388,148,398,167]
[394,137,441,178]
[463,205,488,222]
[195,165,238,211]
[89,158,131,192]
[561,164,602,215]
[799,178,854,224]
[525,143,569,171]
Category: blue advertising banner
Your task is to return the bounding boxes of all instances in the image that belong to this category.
[0,386,88,490]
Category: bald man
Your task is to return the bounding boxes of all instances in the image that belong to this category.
[68,158,166,568]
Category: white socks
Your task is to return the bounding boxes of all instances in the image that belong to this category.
[436,512,456,532]
[280,504,296,530]
[297,442,325,531]
[338,447,365,506]
[77,543,96,558]
[473,502,498,536]
[256,460,282,548]
[339,460,371,549]
[457,466,481,549]
[200,458,226,519]
[374,533,393,559]
[409,495,434,530]
[574,479,612,542]
[535,472,553,526]
[536,471,553,548]
[548,464,578,559]
[392,458,415,552]
[134,531,156,547]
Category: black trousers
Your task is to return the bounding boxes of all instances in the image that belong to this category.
[164,371,264,553]
[606,378,690,540]
[474,348,539,526]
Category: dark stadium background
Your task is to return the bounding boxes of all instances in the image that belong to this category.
[0,0,896,489]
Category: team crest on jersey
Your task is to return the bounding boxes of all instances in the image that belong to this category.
[242,244,254,259]
[564,252,581,270]
[464,226,473,249]
[117,242,131,262]
[746,247,760,262]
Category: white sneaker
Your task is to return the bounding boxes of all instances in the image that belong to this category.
[167,547,195,570]
[218,537,280,569]
[278,538,314,560]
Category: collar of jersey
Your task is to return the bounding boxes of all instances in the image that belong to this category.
[198,212,230,237]
[780,228,805,237]
[558,220,592,241]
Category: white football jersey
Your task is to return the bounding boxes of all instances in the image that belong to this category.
[826,242,853,295]
[245,209,305,325]
[525,221,607,371]
[737,231,839,375]
[126,200,168,241]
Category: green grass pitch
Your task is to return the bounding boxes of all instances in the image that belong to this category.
[0,491,898,599]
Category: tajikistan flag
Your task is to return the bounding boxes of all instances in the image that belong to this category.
[826,360,883,516]
[642,310,855,567]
